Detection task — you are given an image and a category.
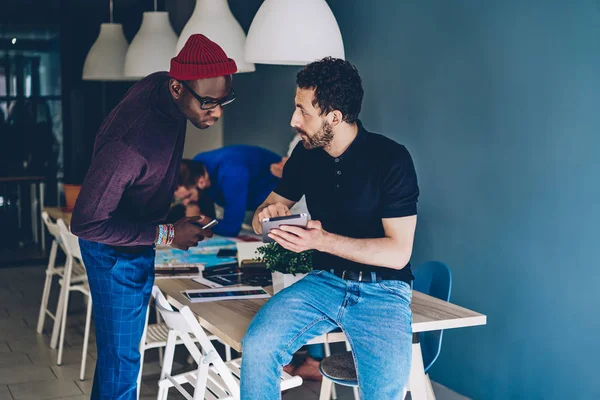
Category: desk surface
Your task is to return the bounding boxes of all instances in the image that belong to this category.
[44,207,72,226]
[157,278,487,353]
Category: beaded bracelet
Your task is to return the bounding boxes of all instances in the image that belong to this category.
[166,224,175,245]
[156,224,175,246]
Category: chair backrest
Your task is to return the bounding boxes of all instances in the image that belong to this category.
[42,211,61,240]
[43,212,71,256]
[57,219,83,263]
[151,286,240,397]
[412,261,452,372]
[42,211,69,253]
[152,286,192,333]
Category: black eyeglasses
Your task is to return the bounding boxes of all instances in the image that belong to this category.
[181,81,236,110]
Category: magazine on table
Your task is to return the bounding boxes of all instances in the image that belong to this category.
[182,286,271,303]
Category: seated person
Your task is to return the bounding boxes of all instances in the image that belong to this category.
[241,58,418,399]
[175,145,282,237]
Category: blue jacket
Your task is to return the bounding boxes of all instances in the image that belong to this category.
[193,145,282,237]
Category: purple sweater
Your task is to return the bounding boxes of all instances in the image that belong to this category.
[71,72,187,246]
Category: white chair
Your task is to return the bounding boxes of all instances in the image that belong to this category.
[37,213,89,354]
[151,286,303,399]
[56,219,93,381]
[137,303,232,395]
[37,212,68,341]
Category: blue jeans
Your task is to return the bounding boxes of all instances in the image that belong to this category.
[79,239,155,400]
[241,270,412,399]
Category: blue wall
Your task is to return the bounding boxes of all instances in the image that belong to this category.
[227,1,600,398]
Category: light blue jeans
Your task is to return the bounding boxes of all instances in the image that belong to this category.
[241,270,413,399]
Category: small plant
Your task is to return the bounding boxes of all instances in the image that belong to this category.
[255,243,313,275]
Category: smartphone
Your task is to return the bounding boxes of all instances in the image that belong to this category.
[261,213,309,243]
[202,219,219,229]
[191,219,219,230]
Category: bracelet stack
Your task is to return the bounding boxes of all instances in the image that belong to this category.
[156,224,175,246]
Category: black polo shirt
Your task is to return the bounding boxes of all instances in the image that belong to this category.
[274,121,419,281]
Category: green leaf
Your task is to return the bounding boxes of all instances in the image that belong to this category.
[254,243,313,275]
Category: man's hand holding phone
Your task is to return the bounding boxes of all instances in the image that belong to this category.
[171,216,215,251]
[267,219,327,253]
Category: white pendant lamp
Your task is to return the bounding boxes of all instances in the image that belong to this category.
[245,0,345,66]
[125,1,177,79]
[176,0,255,73]
[82,0,130,81]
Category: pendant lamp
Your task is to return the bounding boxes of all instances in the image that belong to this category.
[124,0,177,79]
[176,0,255,73]
[82,0,130,81]
[245,0,345,66]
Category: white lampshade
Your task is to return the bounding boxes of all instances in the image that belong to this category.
[176,0,255,73]
[82,23,130,81]
[245,0,345,66]
[125,12,177,79]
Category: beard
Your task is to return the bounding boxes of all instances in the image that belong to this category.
[297,120,334,150]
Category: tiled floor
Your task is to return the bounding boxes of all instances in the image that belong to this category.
[0,265,469,400]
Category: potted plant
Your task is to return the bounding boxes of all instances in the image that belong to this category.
[255,243,313,294]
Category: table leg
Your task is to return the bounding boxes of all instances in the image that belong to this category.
[40,182,45,252]
[408,333,431,400]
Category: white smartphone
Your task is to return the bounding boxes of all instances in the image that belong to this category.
[202,219,219,230]
[261,213,309,243]
[192,219,218,229]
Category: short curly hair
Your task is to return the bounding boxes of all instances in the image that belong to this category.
[296,57,364,124]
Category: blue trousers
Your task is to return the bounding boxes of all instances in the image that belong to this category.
[241,270,413,399]
[79,239,155,400]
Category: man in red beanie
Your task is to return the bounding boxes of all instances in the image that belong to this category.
[71,34,237,399]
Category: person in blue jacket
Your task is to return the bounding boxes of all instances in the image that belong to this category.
[175,145,282,237]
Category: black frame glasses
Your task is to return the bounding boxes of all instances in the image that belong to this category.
[181,81,236,110]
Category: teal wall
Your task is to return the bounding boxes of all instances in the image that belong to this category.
[226,1,600,398]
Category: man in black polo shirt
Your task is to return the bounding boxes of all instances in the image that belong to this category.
[241,58,419,399]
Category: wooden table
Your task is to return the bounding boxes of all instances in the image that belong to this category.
[42,209,258,280]
[44,206,73,226]
[156,278,486,399]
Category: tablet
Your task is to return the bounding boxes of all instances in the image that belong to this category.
[261,213,309,243]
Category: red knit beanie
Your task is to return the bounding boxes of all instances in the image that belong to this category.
[170,34,237,80]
